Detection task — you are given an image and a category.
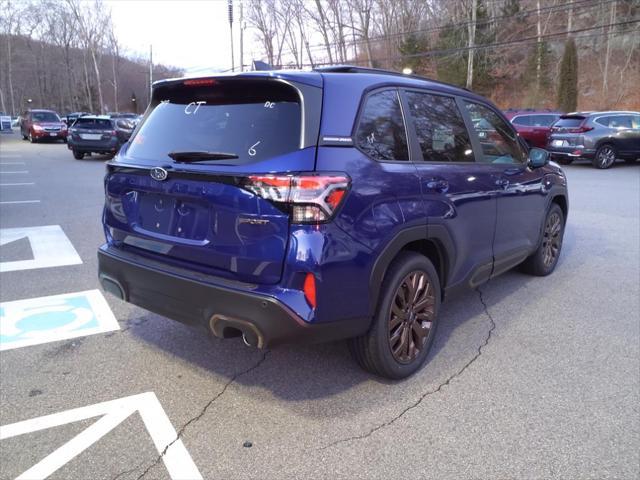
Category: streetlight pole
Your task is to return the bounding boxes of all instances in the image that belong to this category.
[228,0,234,72]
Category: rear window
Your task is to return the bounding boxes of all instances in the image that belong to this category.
[32,111,59,122]
[74,118,112,129]
[127,80,301,163]
[554,116,584,128]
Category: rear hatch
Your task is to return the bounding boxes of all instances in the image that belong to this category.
[549,115,588,146]
[104,75,322,284]
[70,117,116,145]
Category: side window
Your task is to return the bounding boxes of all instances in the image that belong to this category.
[464,101,527,165]
[405,91,475,163]
[595,116,610,127]
[537,115,559,127]
[632,115,640,129]
[355,89,409,161]
[610,115,633,129]
[512,116,530,126]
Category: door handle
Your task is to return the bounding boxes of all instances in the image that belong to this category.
[425,178,449,193]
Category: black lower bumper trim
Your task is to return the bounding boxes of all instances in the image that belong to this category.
[98,245,369,348]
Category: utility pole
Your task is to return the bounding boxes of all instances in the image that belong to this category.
[149,44,153,104]
[228,0,235,72]
[239,0,244,72]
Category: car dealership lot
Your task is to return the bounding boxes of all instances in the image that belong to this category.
[0,135,638,479]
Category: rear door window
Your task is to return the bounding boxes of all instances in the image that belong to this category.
[464,101,527,164]
[355,89,409,161]
[532,115,558,127]
[127,80,301,163]
[608,115,633,128]
[405,91,475,163]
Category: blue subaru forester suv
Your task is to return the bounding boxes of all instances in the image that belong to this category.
[98,66,568,379]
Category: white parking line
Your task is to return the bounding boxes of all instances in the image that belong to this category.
[0,183,34,186]
[0,200,40,204]
[0,171,29,174]
[0,162,26,165]
[0,392,202,480]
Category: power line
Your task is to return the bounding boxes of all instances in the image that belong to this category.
[279,0,616,58]
[297,19,640,67]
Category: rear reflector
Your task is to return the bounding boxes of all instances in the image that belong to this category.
[242,174,350,224]
[303,273,317,309]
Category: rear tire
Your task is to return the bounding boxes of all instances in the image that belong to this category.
[72,150,84,160]
[520,203,565,276]
[593,144,616,169]
[348,252,440,380]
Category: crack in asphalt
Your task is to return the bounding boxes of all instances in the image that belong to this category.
[133,350,270,480]
[111,462,144,480]
[321,287,497,450]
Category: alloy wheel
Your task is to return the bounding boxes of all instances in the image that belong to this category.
[598,146,615,168]
[542,212,562,267]
[388,270,435,364]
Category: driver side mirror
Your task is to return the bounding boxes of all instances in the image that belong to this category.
[528,147,550,168]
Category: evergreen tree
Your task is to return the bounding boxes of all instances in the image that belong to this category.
[523,41,554,107]
[557,39,578,112]
[398,33,429,74]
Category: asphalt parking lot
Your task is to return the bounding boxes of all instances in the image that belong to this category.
[0,133,638,479]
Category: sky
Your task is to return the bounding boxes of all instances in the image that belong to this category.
[105,0,262,74]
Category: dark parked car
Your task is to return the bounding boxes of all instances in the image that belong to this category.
[67,115,121,159]
[504,110,562,149]
[19,109,67,142]
[547,111,640,168]
[108,113,137,143]
[98,66,568,379]
[63,111,91,127]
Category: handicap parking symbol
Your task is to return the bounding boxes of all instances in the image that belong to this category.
[0,290,119,351]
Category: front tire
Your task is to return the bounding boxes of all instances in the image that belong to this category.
[72,150,84,160]
[349,252,440,379]
[593,144,616,169]
[521,203,565,276]
[28,131,36,143]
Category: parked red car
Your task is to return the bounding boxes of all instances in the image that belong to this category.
[503,110,562,149]
[19,109,67,143]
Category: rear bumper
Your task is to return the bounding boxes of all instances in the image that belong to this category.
[547,145,595,159]
[68,138,120,153]
[97,245,368,348]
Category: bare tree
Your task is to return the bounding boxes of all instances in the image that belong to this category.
[66,0,109,114]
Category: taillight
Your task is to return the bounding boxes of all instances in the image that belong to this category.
[568,126,593,133]
[183,78,217,86]
[242,173,350,224]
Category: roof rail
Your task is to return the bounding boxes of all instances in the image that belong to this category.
[314,65,471,91]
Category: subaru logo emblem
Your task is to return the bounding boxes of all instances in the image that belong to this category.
[150,167,168,181]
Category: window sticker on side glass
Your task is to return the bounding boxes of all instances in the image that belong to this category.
[433,127,454,152]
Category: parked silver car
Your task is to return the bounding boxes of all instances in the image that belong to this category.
[547,111,640,169]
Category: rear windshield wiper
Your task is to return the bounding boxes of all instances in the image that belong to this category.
[167,151,239,162]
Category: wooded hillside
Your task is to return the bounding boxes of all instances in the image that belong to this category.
[246,0,640,110]
[0,0,182,115]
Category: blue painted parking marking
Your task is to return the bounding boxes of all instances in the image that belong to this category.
[0,290,119,351]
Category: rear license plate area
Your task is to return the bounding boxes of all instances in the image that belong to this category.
[138,193,210,241]
[80,133,102,140]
